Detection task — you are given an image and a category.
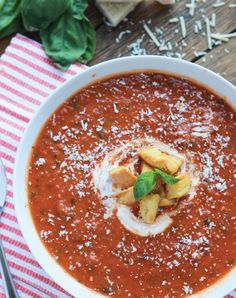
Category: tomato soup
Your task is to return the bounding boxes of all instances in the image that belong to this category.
[28,72,236,297]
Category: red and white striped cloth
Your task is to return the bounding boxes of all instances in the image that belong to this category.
[0,34,235,298]
[0,34,86,298]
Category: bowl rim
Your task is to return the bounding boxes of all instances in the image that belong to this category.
[13,55,236,298]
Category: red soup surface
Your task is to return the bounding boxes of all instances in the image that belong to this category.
[28,72,236,297]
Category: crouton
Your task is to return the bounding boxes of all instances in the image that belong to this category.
[140,194,160,224]
[159,198,176,207]
[138,147,183,174]
[115,187,136,205]
[109,166,136,189]
[166,173,191,199]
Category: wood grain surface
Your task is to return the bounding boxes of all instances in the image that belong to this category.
[0,0,235,84]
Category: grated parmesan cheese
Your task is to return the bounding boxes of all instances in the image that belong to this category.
[193,51,207,57]
[211,32,236,43]
[188,0,196,16]
[113,103,119,113]
[143,23,160,48]
[212,32,236,39]
[80,120,88,131]
[169,17,179,23]
[35,158,46,166]
[213,1,225,8]
[211,33,229,42]
[127,34,146,55]
[179,16,187,38]
[210,13,216,27]
[116,30,132,43]
[205,17,212,49]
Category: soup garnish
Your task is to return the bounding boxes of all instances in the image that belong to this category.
[110,146,191,224]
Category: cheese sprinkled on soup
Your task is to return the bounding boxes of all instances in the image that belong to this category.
[28,72,236,297]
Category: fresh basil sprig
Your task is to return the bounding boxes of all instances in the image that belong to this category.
[0,14,24,39]
[133,171,157,201]
[133,168,180,201]
[78,17,96,63]
[153,168,180,185]
[0,0,96,70]
[21,0,70,31]
[0,0,21,33]
[41,11,88,70]
[71,0,88,20]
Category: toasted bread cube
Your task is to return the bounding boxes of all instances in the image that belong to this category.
[138,147,182,174]
[141,161,153,173]
[115,187,136,205]
[159,198,176,207]
[166,173,191,199]
[140,194,160,224]
[109,166,136,189]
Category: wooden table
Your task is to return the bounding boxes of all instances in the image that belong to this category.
[0,1,235,85]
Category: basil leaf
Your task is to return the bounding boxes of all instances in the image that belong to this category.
[71,0,88,20]
[154,168,180,185]
[21,0,69,31]
[40,11,87,70]
[0,0,21,32]
[134,168,180,201]
[78,17,96,63]
[0,0,5,10]
[0,14,24,39]
[133,171,157,201]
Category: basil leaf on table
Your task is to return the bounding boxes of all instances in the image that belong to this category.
[78,17,96,63]
[0,0,5,10]
[71,0,88,20]
[154,169,180,185]
[134,171,157,201]
[0,0,96,69]
[0,0,21,32]
[21,0,69,31]
[0,14,24,39]
[40,11,87,70]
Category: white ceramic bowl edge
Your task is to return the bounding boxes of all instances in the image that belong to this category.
[14,56,236,298]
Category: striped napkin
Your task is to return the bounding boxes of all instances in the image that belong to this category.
[0,34,85,298]
[0,34,235,298]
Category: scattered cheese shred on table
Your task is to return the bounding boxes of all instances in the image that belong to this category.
[169,17,179,23]
[112,0,234,64]
[179,16,187,38]
[213,1,225,8]
[143,23,161,47]
[211,13,216,27]
[189,0,196,16]
[205,17,212,49]
[211,32,236,42]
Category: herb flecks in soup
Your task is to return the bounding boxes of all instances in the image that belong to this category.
[28,72,236,297]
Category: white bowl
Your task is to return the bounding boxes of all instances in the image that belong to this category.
[14,56,236,298]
